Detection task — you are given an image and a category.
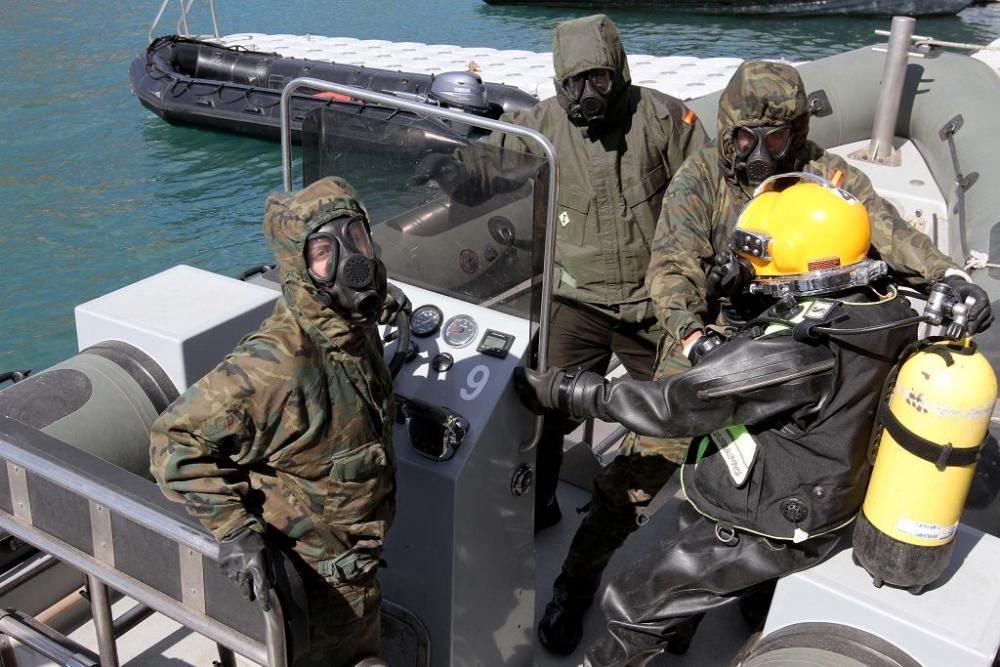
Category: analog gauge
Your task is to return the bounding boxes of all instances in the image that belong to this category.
[410,305,443,338]
[443,314,478,348]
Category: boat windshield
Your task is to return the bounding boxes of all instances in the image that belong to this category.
[301,105,548,325]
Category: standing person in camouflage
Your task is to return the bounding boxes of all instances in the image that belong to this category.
[648,59,991,362]
[482,14,708,656]
[413,14,708,655]
[150,177,409,667]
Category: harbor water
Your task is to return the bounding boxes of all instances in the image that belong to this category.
[2,0,1000,373]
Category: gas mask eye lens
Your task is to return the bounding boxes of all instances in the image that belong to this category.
[306,235,337,282]
[734,127,758,157]
[564,75,585,100]
[734,126,792,160]
[564,69,613,100]
[343,217,375,259]
[588,69,612,95]
[764,126,792,158]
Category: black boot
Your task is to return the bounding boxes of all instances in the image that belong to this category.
[537,571,598,655]
[535,496,563,532]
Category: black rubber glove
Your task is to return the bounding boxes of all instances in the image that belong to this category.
[218,526,273,612]
[407,153,459,188]
[706,252,755,301]
[943,274,993,334]
[513,367,605,418]
[379,283,412,326]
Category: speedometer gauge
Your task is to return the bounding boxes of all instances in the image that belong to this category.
[443,314,478,348]
[410,305,443,338]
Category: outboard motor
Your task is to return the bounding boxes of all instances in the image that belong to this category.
[428,71,490,116]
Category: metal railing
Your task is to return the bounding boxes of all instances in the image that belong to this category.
[278,78,560,453]
[148,0,220,44]
[0,423,287,667]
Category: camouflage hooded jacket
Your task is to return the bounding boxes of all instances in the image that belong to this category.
[647,60,959,342]
[478,14,708,311]
[150,177,395,578]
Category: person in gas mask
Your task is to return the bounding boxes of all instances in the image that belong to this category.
[516,175,991,666]
[647,59,991,361]
[412,16,707,654]
[150,177,409,667]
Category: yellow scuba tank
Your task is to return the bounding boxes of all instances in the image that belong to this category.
[853,338,997,593]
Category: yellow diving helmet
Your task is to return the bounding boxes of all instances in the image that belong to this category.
[731,172,887,296]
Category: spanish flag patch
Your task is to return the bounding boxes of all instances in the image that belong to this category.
[683,109,697,126]
[830,169,845,188]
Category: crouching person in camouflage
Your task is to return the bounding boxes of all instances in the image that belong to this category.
[150,177,407,666]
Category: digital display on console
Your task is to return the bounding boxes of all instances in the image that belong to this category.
[477,329,514,359]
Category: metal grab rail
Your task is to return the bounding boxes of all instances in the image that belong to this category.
[278,78,560,453]
[0,421,287,667]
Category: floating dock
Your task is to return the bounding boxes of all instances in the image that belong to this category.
[212,32,1000,102]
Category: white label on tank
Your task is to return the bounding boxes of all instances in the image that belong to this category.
[896,517,958,542]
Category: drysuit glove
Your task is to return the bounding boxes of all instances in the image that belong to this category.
[379,283,412,326]
[407,153,459,188]
[218,525,273,612]
[706,252,755,301]
[513,367,606,419]
[943,274,993,334]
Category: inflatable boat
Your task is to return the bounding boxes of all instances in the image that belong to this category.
[7,17,1000,667]
[479,0,975,15]
[129,35,539,154]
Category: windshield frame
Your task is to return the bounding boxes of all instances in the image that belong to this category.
[280,77,558,450]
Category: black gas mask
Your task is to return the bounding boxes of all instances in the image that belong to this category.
[564,69,613,124]
[732,125,793,185]
[305,212,380,320]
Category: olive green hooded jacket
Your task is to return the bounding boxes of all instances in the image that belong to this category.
[150,177,395,580]
[482,14,708,313]
[647,60,959,342]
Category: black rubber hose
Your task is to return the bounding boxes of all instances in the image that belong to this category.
[387,309,411,380]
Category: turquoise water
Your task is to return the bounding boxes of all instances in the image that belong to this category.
[2,0,1000,373]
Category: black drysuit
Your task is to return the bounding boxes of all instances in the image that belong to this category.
[551,289,918,666]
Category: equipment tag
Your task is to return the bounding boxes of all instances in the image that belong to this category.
[896,517,958,543]
[803,299,837,320]
[709,426,758,488]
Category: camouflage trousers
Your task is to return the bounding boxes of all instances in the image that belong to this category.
[537,299,688,514]
[560,338,693,587]
[296,573,382,667]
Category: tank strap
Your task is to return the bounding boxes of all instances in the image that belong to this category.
[878,402,983,471]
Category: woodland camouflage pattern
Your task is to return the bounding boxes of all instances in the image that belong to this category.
[647,60,960,343]
[478,13,708,313]
[150,176,395,583]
